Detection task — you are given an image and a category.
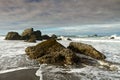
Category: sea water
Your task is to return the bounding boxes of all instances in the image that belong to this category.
[0,35,120,80]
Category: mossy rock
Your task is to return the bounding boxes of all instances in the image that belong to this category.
[27,35,36,43]
[25,39,80,66]
[25,39,65,59]
[21,28,33,37]
[5,32,21,40]
[37,49,80,65]
[51,34,57,39]
[41,35,50,40]
[68,42,106,60]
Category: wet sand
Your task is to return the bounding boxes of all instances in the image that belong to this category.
[0,69,39,80]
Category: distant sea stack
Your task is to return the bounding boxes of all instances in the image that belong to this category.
[5,32,21,40]
[5,28,57,42]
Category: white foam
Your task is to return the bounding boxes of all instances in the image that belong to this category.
[72,38,120,43]
[36,64,48,80]
[1,36,120,79]
[0,67,29,74]
[36,67,43,80]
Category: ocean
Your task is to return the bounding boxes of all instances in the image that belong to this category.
[0,35,120,80]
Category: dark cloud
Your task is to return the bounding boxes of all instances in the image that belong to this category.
[0,0,120,30]
[25,0,42,3]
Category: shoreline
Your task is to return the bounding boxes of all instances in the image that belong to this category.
[0,68,39,80]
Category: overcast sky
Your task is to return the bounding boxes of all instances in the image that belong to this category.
[0,0,120,35]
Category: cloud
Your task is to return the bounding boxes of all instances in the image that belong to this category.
[0,0,120,36]
[25,0,42,3]
[51,23,120,35]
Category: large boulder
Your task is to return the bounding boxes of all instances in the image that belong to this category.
[51,34,57,39]
[21,28,33,40]
[37,49,79,65]
[31,30,42,40]
[25,39,65,59]
[5,32,21,40]
[25,39,79,65]
[21,28,42,41]
[41,35,50,40]
[21,28,33,37]
[26,35,36,43]
[68,42,106,60]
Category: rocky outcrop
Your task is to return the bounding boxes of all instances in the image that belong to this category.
[5,32,21,40]
[5,28,59,42]
[25,39,79,65]
[25,39,65,59]
[26,35,36,43]
[21,28,42,41]
[37,49,79,65]
[51,34,57,39]
[31,30,42,40]
[21,28,33,37]
[41,35,50,40]
[68,42,106,60]
[57,36,72,41]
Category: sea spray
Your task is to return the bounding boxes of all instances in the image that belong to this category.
[36,64,47,80]
[1,36,120,79]
[97,60,119,71]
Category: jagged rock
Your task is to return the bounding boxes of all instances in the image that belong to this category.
[21,28,34,40]
[5,32,21,40]
[22,28,33,37]
[68,42,106,60]
[42,35,50,40]
[110,37,114,39]
[27,35,36,43]
[51,34,57,39]
[5,28,50,42]
[25,39,80,65]
[21,28,42,41]
[57,36,72,41]
[31,30,42,40]
[57,38,62,40]
[37,49,79,65]
[67,38,72,41]
[25,39,65,59]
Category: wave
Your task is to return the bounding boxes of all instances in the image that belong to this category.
[0,36,120,80]
[35,63,120,80]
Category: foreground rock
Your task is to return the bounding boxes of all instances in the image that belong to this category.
[5,32,21,40]
[68,42,106,60]
[25,39,79,65]
[37,49,79,65]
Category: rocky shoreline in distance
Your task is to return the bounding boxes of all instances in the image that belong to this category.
[5,28,118,70]
[5,28,71,43]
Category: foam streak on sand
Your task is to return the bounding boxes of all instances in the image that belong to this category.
[36,64,44,80]
[0,67,39,74]
[0,67,29,74]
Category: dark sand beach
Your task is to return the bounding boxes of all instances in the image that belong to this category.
[0,69,39,80]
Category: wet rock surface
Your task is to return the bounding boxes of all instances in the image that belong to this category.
[5,32,21,40]
[5,28,56,42]
[68,42,106,60]
[25,39,80,66]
